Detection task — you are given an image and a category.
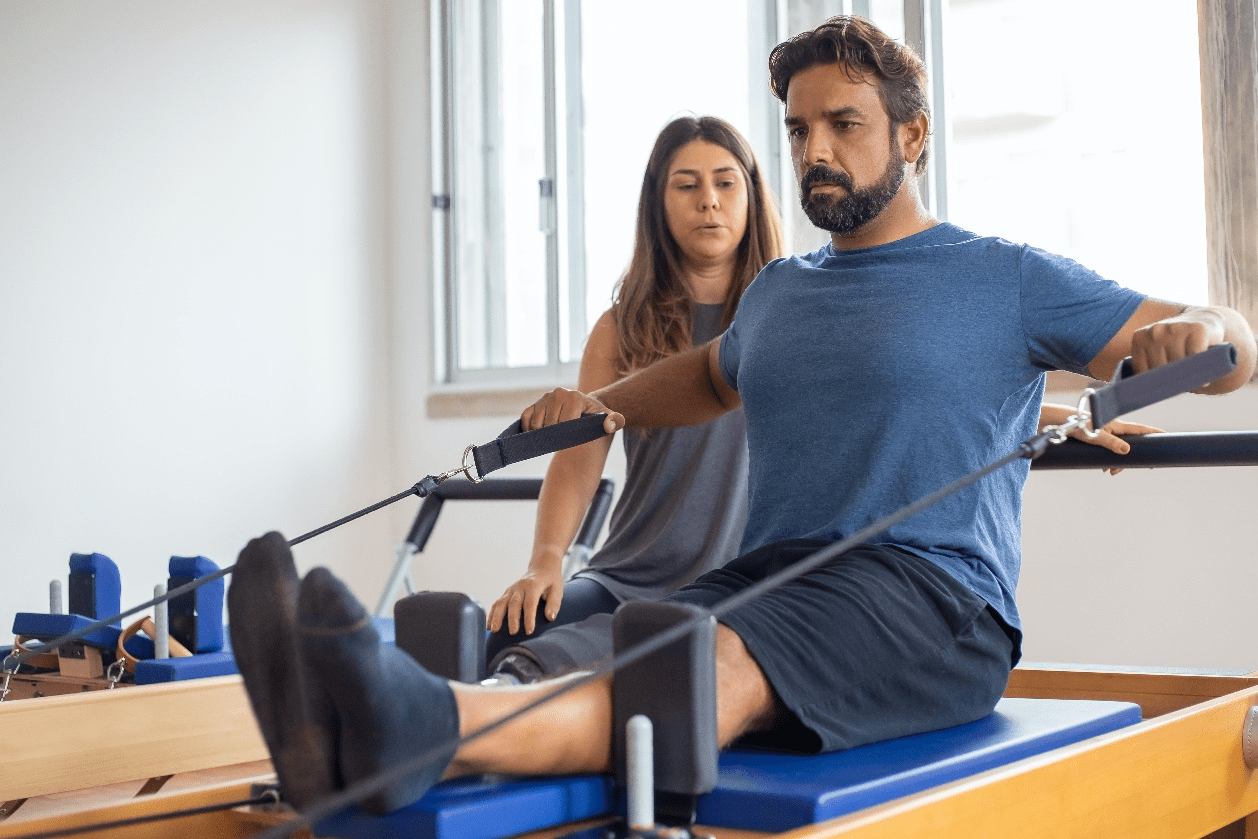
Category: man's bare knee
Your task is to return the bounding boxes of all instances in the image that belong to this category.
[715,624,780,745]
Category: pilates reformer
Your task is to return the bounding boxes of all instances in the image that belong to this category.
[3,347,1258,839]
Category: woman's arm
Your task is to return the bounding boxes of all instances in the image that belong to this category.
[1039,402,1164,475]
[487,311,621,636]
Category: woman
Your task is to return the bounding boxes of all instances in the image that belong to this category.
[484,116,1157,680]
[484,116,782,677]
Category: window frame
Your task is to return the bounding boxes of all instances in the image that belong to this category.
[430,0,1256,406]
[430,0,801,394]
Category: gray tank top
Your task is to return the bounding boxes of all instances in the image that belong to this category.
[573,303,749,601]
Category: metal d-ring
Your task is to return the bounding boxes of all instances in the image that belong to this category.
[460,444,484,483]
[1075,388,1100,438]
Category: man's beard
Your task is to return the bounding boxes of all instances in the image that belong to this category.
[799,140,906,236]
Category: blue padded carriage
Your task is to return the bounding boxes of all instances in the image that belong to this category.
[316,696,1141,839]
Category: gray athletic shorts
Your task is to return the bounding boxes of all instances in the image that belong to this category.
[666,539,1019,753]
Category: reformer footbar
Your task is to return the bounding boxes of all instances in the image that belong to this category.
[375,477,616,619]
[0,414,610,697]
[247,344,1244,839]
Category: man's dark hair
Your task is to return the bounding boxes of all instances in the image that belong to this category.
[769,15,931,174]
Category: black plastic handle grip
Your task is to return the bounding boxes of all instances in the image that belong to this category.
[1089,344,1237,429]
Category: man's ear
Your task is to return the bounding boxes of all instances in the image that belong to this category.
[899,112,929,165]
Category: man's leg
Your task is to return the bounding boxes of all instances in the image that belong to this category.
[233,540,779,812]
[447,624,778,777]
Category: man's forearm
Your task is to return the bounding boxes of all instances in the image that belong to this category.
[593,341,734,428]
[1187,305,1256,393]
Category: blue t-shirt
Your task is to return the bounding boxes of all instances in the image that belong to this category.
[717,222,1145,633]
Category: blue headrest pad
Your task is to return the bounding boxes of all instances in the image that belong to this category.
[69,552,122,624]
[133,650,239,684]
[169,555,219,579]
[69,552,119,576]
[11,612,121,650]
[168,555,224,653]
[314,697,1140,839]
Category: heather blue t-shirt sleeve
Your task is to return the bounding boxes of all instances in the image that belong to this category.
[1019,245,1146,375]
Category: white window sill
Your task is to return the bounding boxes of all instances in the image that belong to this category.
[427,381,577,419]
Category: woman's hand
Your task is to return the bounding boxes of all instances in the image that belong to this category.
[1040,403,1164,475]
[487,554,565,636]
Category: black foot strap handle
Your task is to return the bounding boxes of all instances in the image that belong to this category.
[471,414,610,480]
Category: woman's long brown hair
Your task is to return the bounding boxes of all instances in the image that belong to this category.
[611,116,786,375]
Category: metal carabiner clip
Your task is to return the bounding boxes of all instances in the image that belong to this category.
[1074,388,1101,439]
[0,652,18,702]
[106,657,127,689]
[431,445,485,485]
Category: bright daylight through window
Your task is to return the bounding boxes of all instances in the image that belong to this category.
[433,0,1214,389]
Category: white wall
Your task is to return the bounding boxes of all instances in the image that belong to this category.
[0,0,399,627]
[1021,386,1258,671]
[2,0,1253,675]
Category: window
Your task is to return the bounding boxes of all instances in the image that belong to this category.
[432,0,903,388]
[944,0,1210,305]
[433,0,788,387]
[431,0,578,386]
[433,0,1254,394]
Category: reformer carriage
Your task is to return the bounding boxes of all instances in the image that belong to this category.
[4,354,1258,839]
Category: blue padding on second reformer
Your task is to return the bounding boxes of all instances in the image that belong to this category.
[315,697,1140,839]
[134,650,239,684]
[11,612,121,649]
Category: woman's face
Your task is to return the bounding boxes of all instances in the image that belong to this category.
[662,140,750,268]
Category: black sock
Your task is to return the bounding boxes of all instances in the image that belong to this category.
[298,567,459,814]
[226,532,339,809]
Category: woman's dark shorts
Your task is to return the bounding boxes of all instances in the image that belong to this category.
[666,539,1019,754]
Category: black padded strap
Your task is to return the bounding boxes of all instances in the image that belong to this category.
[471,413,609,479]
[1089,343,1237,429]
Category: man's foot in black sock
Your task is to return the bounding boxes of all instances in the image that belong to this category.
[298,567,460,814]
[226,532,339,809]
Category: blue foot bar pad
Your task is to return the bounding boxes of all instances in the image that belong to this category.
[316,697,1141,838]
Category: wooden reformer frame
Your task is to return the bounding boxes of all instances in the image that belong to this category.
[2,665,1256,839]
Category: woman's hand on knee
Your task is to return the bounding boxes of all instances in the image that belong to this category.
[488,568,564,635]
